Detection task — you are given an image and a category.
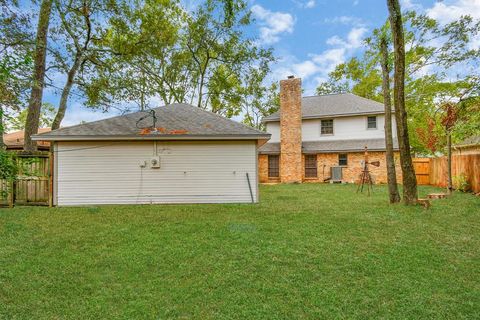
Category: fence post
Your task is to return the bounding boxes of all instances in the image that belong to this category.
[7,179,14,208]
[48,151,53,207]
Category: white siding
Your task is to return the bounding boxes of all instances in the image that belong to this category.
[266,122,280,143]
[266,114,396,142]
[55,141,258,206]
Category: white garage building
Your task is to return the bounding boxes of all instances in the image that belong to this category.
[33,104,270,206]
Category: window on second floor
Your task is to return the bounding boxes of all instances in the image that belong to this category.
[367,116,377,129]
[321,119,334,135]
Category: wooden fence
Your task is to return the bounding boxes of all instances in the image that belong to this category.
[0,152,52,207]
[429,154,480,193]
[412,158,431,185]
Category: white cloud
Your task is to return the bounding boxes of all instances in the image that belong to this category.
[400,0,422,10]
[293,60,319,79]
[324,16,366,26]
[304,0,315,8]
[270,26,368,94]
[426,0,480,24]
[326,27,368,49]
[251,5,295,45]
[292,0,316,9]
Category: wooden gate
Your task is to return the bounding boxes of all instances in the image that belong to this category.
[412,158,431,185]
[0,152,52,207]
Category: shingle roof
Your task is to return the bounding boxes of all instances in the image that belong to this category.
[455,135,480,147]
[4,128,51,149]
[263,93,385,122]
[258,138,398,154]
[33,103,270,141]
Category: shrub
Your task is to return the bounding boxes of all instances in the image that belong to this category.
[0,150,18,198]
[453,174,470,192]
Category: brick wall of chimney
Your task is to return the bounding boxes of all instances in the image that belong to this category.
[280,77,303,183]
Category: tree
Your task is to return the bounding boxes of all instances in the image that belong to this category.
[436,78,480,193]
[83,0,274,119]
[1,0,34,146]
[379,33,401,203]
[50,0,123,129]
[387,0,418,205]
[6,103,55,131]
[317,12,480,155]
[23,0,53,151]
[315,81,349,95]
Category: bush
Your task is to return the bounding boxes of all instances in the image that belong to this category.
[453,174,470,192]
[0,150,18,198]
[0,150,18,180]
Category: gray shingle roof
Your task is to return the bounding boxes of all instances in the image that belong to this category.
[263,93,385,122]
[33,103,270,141]
[455,135,480,147]
[258,138,398,154]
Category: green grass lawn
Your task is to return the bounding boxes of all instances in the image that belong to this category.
[1,184,479,319]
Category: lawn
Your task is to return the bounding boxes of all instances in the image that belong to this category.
[1,184,479,319]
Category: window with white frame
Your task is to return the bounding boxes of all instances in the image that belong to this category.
[321,119,334,135]
[367,116,377,129]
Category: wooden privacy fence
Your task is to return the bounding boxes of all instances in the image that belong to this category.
[430,154,480,193]
[413,155,480,193]
[0,152,52,207]
[412,158,431,185]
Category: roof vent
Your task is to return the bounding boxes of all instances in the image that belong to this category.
[287,75,295,79]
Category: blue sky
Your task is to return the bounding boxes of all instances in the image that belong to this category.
[43,0,480,126]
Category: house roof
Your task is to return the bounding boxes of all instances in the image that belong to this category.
[454,135,480,148]
[262,93,385,122]
[258,138,399,154]
[4,128,51,149]
[32,104,270,141]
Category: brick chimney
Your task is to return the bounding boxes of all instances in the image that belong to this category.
[280,76,302,183]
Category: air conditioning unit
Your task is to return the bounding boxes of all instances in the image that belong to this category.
[150,156,161,169]
[331,166,343,183]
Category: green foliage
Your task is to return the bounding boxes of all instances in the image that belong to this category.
[316,11,480,155]
[6,102,55,131]
[453,174,469,192]
[315,81,349,95]
[0,149,18,197]
[83,0,274,119]
[0,150,17,180]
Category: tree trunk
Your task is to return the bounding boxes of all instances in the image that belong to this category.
[51,54,82,130]
[446,129,453,194]
[0,106,5,149]
[387,0,418,205]
[379,37,401,204]
[23,0,53,151]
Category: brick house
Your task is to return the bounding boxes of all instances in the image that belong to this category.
[258,76,402,184]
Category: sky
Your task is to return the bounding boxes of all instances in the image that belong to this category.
[42,0,480,127]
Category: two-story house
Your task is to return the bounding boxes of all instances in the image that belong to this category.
[258,76,402,184]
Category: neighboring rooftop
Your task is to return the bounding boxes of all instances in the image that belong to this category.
[258,138,399,154]
[4,128,51,149]
[262,93,385,122]
[455,135,480,147]
[33,104,270,141]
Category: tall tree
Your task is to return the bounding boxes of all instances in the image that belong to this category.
[83,0,273,118]
[50,0,118,130]
[379,34,401,203]
[1,0,34,146]
[23,0,53,151]
[317,12,480,155]
[387,0,418,205]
